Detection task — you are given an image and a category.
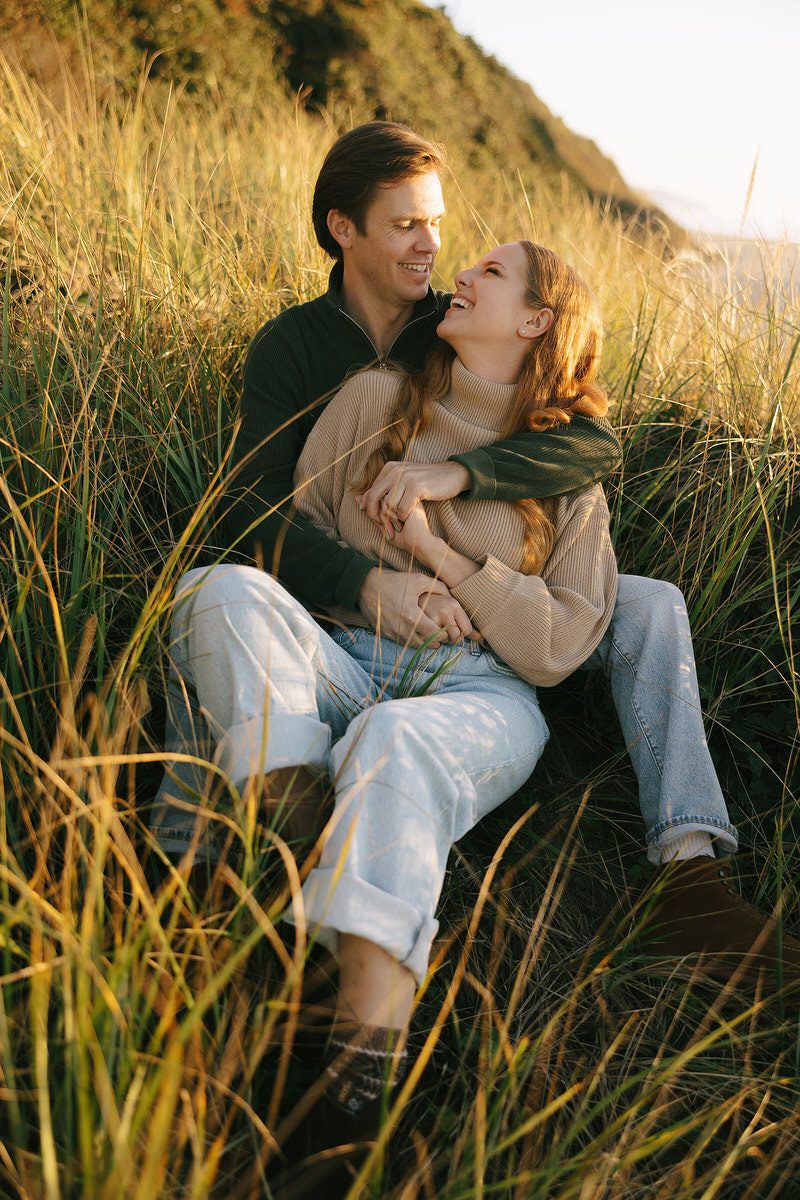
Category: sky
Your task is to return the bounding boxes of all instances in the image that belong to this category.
[438,0,799,241]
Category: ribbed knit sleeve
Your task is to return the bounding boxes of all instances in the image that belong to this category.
[452,417,622,501]
[450,487,617,686]
[291,374,380,544]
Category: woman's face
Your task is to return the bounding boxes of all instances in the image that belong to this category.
[437,241,534,354]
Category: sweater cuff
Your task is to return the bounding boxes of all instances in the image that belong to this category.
[451,555,532,628]
[449,450,497,501]
[334,552,376,611]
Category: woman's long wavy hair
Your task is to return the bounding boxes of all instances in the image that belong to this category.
[350,241,608,574]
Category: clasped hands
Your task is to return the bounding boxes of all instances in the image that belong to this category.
[355,460,481,646]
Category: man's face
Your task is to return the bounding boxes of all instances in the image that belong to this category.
[341,172,445,311]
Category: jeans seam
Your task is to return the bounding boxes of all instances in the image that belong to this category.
[607,631,666,776]
[464,745,545,786]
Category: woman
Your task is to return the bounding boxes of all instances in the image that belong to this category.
[269,240,617,1185]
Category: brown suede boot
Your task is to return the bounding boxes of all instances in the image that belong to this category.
[641,857,800,991]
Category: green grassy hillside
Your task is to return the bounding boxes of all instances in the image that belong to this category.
[0,0,677,238]
[0,14,798,1200]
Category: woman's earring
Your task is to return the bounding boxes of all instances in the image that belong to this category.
[518,326,528,336]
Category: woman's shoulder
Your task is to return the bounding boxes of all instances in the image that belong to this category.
[324,367,406,434]
[336,365,406,404]
[556,484,610,522]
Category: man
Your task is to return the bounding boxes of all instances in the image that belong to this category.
[151,121,799,988]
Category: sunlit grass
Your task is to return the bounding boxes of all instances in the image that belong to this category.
[1,39,798,1200]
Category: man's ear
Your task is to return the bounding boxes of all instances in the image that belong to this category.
[327,209,355,252]
[518,308,554,340]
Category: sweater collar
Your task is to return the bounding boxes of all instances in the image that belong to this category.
[439,358,517,433]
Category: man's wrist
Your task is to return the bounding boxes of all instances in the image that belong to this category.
[357,565,380,609]
[443,461,471,497]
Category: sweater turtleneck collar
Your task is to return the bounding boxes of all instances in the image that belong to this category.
[439,357,518,433]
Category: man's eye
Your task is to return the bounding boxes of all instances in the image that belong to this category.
[397,223,414,231]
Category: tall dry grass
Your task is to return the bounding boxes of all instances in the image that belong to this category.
[1,41,798,1200]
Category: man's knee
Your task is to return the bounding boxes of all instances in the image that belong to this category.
[174,565,308,649]
[177,564,285,615]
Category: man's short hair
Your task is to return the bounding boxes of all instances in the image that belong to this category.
[312,121,444,261]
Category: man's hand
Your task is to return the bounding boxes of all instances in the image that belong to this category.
[354,461,471,533]
[357,568,477,646]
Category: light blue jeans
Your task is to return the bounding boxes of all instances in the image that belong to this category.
[149,568,738,974]
[579,575,736,860]
[150,566,549,981]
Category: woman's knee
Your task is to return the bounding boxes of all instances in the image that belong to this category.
[333,703,455,800]
[339,702,417,760]
[614,575,689,642]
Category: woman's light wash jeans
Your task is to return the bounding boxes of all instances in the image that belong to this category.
[149,567,739,975]
[150,566,549,982]
[579,575,737,858]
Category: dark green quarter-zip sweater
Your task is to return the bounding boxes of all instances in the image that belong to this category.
[223,264,622,611]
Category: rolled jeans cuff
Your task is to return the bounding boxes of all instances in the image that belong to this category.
[646,814,738,864]
[147,820,220,864]
[216,713,331,789]
[286,868,440,986]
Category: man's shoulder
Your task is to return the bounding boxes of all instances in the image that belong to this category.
[246,291,332,359]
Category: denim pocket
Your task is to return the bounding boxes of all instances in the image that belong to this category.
[330,625,361,650]
[482,649,518,678]
[466,640,518,678]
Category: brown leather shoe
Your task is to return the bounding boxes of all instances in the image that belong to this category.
[641,857,800,990]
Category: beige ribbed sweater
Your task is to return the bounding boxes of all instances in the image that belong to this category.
[294,359,618,687]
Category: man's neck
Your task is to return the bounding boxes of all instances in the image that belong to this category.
[338,280,416,360]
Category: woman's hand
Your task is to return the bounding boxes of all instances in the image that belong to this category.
[383,501,436,557]
[419,589,482,644]
[384,501,482,593]
[354,460,470,534]
[354,463,482,590]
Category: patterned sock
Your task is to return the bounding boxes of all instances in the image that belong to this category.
[660,831,716,863]
[323,1025,408,1116]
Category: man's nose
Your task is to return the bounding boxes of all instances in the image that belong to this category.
[415,223,440,254]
